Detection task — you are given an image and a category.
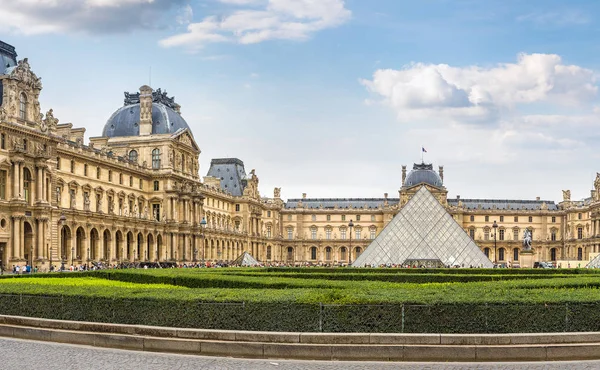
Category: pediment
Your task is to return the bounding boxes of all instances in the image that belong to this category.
[172,129,200,152]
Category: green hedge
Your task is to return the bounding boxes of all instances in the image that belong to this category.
[3,292,600,333]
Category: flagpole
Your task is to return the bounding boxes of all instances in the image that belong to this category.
[421,145,423,163]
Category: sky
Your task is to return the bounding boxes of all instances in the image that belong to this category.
[2,0,600,202]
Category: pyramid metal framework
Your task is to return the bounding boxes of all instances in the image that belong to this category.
[586,254,600,268]
[232,251,261,266]
[352,186,494,268]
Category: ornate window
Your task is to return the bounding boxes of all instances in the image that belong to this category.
[153,181,159,191]
[356,215,361,221]
[498,248,505,261]
[578,247,583,261]
[513,248,519,261]
[485,215,489,222]
[287,227,293,240]
[551,229,557,241]
[70,160,75,173]
[325,228,332,240]
[355,229,361,240]
[341,215,346,221]
[551,216,556,223]
[326,215,331,221]
[470,215,474,222]
[513,228,519,241]
[0,133,5,149]
[484,247,490,258]
[311,214,316,221]
[23,168,31,202]
[499,229,505,241]
[551,248,557,261]
[325,247,332,260]
[311,227,317,240]
[96,167,101,179]
[370,227,376,239]
[108,170,113,182]
[310,247,317,260]
[528,216,533,222]
[578,227,583,239]
[129,150,138,163]
[340,228,347,240]
[514,216,518,222]
[340,247,347,261]
[266,225,271,238]
[469,228,475,239]
[500,216,504,222]
[152,148,161,169]
[266,246,272,260]
[286,247,294,261]
[19,93,27,120]
[484,228,490,241]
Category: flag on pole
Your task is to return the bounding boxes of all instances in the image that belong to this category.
[422,147,427,153]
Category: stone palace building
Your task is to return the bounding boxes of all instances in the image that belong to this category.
[1,40,600,270]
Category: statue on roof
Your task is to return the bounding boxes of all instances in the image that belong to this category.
[595,173,600,191]
[562,190,571,201]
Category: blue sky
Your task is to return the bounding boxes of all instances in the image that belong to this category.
[2,0,600,202]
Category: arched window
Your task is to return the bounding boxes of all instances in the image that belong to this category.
[286,247,294,261]
[498,248,505,261]
[551,248,557,261]
[340,247,347,261]
[310,246,317,260]
[484,247,490,258]
[152,148,161,169]
[513,248,519,261]
[266,246,272,260]
[23,168,31,202]
[128,150,138,163]
[19,93,27,120]
[578,247,583,261]
[325,247,332,260]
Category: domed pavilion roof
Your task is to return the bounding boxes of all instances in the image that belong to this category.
[102,88,192,138]
[404,162,443,188]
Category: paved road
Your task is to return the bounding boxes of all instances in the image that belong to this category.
[1,336,600,369]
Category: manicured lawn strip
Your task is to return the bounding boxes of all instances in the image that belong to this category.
[3,276,600,304]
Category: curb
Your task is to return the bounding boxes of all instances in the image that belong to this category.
[2,315,600,361]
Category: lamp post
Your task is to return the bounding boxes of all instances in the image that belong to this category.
[492,220,498,265]
[200,217,207,263]
[348,219,354,265]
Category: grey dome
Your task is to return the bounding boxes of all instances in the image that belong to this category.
[404,163,443,188]
[102,88,192,138]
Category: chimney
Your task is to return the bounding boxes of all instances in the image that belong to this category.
[536,196,540,201]
[401,165,407,186]
[384,193,388,199]
[139,85,153,136]
[302,193,307,199]
[439,166,444,182]
[384,193,388,206]
[456,195,460,200]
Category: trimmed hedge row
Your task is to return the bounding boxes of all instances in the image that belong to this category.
[2,293,600,333]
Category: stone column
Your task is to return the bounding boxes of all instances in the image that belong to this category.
[12,217,20,260]
[36,219,43,261]
[12,162,19,199]
[36,167,42,202]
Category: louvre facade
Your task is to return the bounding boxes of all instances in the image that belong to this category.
[1,40,600,271]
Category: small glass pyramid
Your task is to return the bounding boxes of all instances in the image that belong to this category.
[232,251,261,266]
[352,186,493,268]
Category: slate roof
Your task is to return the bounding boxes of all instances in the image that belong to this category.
[103,102,191,138]
[206,158,247,197]
[447,199,558,211]
[404,162,443,188]
[0,40,17,107]
[285,198,399,209]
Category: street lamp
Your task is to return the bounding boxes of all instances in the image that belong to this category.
[492,220,498,266]
[200,217,207,262]
[348,219,354,265]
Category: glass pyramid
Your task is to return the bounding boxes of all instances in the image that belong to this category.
[352,186,493,268]
[586,254,600,268]
[232,251,261,266]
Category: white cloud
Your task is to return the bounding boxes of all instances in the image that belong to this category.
[159,0,351,50]
[361,53,597,124]
[176,4,194,25]
[0,0,186,35]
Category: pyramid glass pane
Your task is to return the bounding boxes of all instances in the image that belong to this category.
[352,186,494,268]
[232,252,260,266]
